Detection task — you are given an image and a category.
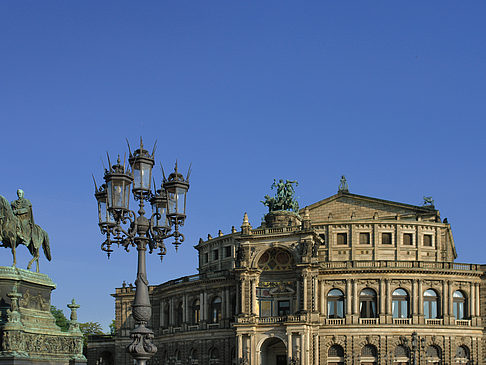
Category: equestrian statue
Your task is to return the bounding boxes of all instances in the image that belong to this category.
[262,179,299,212]
[0,189,51,272]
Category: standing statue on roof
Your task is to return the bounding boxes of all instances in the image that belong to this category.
[338,175,349,193]
[262,179,299,212]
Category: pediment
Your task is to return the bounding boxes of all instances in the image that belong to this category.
[305,192,436,223]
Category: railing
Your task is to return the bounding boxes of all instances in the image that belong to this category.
[393,318,411,325]
[425,318,443,325]
[236,314,307,324]
[320,260,479,271]
[173,326,182,332]
[359,318,378,325]
[187,325,199,331]
[455,319,471,326]
[250,226,301,236]
[327,318,344,325]
[207,323,220,329]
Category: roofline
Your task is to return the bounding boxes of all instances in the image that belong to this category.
[304,191,438,214]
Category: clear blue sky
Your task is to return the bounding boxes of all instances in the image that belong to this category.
[1,1,485,330]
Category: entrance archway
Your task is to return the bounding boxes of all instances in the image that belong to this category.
[260,337,287,365]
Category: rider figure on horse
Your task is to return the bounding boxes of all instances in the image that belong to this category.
[11,189,34,245]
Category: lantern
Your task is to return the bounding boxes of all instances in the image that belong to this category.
[94,184,112,226]
[104,157,133,211]
[150,188,170,232]
[129,141,155,197]
[163,164,189,225]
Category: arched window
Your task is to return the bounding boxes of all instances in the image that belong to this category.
[424,289,440,319]
[453,291,466,320]
[209,347,220,364]
[327,289,344,318]
[192,298,200,324]
[190,348,199,364]
[392,288,409,318]
[175,349,182,364]
[361,344,377,364]
[328,344,344,365]
[210,297,222,323]
[394,345,410,365]
[176,301,183,326]
[455,345,469,363]
[359,289,377,318]
[426,345,441,364]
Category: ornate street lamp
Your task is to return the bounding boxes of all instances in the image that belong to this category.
[93,139,190,365]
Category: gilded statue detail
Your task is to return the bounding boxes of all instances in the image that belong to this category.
[0,189,51,272]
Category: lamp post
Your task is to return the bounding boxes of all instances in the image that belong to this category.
[94,139,190,365]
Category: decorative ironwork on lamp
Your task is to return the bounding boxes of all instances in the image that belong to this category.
[93,138,190,365]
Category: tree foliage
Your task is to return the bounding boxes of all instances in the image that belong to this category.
[50,305,69,332]
[79,321,104,336]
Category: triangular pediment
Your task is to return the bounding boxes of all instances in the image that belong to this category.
[305,192,437,223]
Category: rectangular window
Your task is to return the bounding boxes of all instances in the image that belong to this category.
[359,232,370,244]
[213,249,219,260]
[224,246,232,257]
[204,252,209,263]
[382,232,392,245]
[423,234,433,247]
[403,233,413,245]
[337,233,347,245]
[277,300,290,316]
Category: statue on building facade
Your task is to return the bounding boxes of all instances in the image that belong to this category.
[0,190,51,272]
[261,179,299,212]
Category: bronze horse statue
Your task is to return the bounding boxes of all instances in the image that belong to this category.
[0,194,51,272]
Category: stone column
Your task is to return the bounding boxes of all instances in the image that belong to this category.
[251,279,257,316]
[474,283,481,326]
[448,280,453,324]
[225,288,231,318]
[320,281,326,316]
[182,294,187,324]
[418,280,424,324]
[379,279,385,322]
[287,332,293,359]
[313,276,318,312]
[352,279,358,323]
[412,279,418,323]
[250,334,256,365]
[303,275,308,312]
[221,289,226,319]
[169,297,174,326]
[199,292,204,322]
[237,334,243,359]
[236,280,241,315]
[160,301,166,328]
[296,279,301,313]
[346,279,352,323]
[385,279,391,319]
[470,282,474,318]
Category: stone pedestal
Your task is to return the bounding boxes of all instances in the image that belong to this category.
[0,266,86,365]
[264,211,301,228]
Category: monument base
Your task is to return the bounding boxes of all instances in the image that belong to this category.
[0,266,86,365]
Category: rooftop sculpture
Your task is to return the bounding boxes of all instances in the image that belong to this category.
[262,179,299,212]
[0,189,51,272]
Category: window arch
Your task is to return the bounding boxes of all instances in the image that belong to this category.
[453,290,467,320]
[192,298,200,324]
[209,347,220,364]
[175,349,182,364]
[327,289,344,318]
[392,288,409,318]
[359,288,377,318]
[257,248,294,271]
[394,345,410,365]
[189,348,199,364]
[361,344,377,364]
[210,296,222,323]
[455,345,470,363]
[424,289,440,319]
[425,345,441,364]
[328,344,344,365]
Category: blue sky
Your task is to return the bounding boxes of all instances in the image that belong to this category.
[1,1,485,330]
